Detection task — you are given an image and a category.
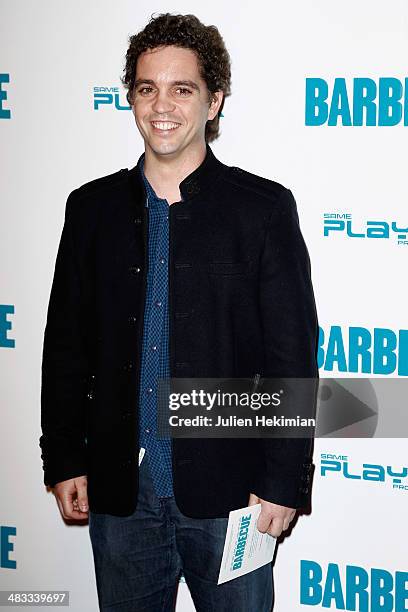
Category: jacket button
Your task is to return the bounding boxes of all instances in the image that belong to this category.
[123,362,134,371]
[120,459,132,467]
[121,411,132,419]
[128,315,137,324]
[185,179,200,195]
[129,265,142,274]
[134,217,142,225]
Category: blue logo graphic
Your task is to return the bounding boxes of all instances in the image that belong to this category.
[0,74,11,119]
[0,305,15,348]
[324,213,408,245]
[320,454,408,492]
[318,326,408,376]
[305,77,408,126]
[1,526,16,569]
[300,560,408,611]
[93,87,130,111]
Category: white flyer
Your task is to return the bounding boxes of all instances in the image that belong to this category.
[217,503,276,584]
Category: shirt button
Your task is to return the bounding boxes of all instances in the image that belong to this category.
[155,300,162,307]
[166,215,169,220]
[145,428,150,434]
[146,387,153,394]
[151,345,157,351]
[159,258,165,264]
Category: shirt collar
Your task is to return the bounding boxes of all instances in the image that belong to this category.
[137,154,163,208]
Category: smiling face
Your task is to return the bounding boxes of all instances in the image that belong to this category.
[132,45,223,159]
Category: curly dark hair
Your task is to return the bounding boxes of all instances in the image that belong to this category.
[121,13,231,142]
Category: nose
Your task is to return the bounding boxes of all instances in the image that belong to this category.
[151,88,176,115]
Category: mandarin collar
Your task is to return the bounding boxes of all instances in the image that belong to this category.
[130,143,223,203]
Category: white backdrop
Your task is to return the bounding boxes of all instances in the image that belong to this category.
[1,1,407,610]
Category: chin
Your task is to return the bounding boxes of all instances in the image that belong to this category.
[148,140,183,156]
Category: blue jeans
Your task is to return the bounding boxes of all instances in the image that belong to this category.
[89,454,274,611]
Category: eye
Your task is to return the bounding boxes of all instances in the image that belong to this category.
[175,87,192,96]
[138,86,154,95]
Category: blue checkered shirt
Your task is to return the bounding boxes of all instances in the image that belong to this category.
[137,154,174,498]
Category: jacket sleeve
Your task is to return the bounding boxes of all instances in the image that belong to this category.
[253,187,319,509]
[39,189,89,487]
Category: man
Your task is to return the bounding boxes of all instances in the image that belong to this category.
[40,12,319,612]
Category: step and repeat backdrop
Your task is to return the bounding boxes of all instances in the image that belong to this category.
[1,1,407,610]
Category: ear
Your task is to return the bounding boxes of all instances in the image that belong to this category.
[207,91,224,121]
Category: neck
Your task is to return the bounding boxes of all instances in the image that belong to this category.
[143,142,207,203]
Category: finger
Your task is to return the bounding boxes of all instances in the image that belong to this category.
[56,495,84,520]
[75,480,89,513]
[62,505,89,520]
[248,493,259,507]
[59,489,88,520]
[257,511,272,533]
[283,510,296,531]
[268,517,283,538]
[71,508,88,519]
[56,496,64,517]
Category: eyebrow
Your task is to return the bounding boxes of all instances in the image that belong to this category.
[134,79,200,91]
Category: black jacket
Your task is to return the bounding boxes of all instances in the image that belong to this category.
[40,143,319,518]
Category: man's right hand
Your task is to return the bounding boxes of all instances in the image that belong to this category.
[54,475,89,520]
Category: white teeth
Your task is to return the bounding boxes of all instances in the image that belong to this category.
[151,121,180,130]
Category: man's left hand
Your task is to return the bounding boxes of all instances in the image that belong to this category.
[248,493,296,537]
